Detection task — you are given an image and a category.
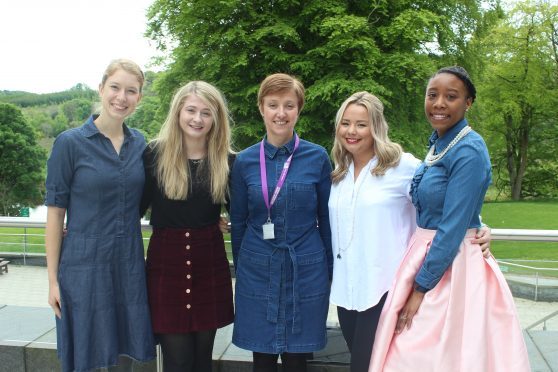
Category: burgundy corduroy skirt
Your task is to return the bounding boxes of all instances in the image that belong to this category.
[146,224,234,334]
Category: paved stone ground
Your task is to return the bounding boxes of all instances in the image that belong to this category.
[1,265,557,371]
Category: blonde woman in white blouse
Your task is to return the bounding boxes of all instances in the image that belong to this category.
[328,91,491,372]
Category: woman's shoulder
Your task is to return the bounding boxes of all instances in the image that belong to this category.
[127,126,146,141]
[299,138,328,157]
[454,130,489,157]
[401,152,421,166]
[228,152,237,167]
[394,152,421,174]
[52,125,87,150]
[143,141,160,166]
[236,142,260,159]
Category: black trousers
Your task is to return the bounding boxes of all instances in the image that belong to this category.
[337,292,388,372]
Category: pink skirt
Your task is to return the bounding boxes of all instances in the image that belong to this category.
[369,228,530,372]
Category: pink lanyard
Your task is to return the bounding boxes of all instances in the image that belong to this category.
[259,134,300,221]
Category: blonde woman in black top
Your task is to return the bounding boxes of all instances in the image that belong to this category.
[141,81,234,372]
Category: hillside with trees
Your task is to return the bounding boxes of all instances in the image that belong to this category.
[1,0,556,210]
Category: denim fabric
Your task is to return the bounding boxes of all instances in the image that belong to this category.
[412,119,492,291]
[230,134,332,353]
[45,116,155,371]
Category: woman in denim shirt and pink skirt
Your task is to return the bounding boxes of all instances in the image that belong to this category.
[230,73,333,371]
[369,67,530,372]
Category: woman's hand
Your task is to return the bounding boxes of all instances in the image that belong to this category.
[219,215,231,234]
[48,282,62,319]
[472,225,492,258]
[395,289,425,334]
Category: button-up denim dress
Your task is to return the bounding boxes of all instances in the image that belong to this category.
[230,135,333,354]
[45,116,155,372]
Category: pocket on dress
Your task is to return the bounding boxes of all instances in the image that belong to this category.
[288,182,317,210]
[60,234,98,264]
[235,248,270,299]
[60,266,115,311]
[296,250,328,301]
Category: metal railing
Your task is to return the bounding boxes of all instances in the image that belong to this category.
[2,217,558,237]
[1,218,557,283]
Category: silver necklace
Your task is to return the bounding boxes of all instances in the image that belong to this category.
[424,126,472,166]
[335,160,373,259]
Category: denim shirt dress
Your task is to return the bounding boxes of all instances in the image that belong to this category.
[45,116,155,371]
[230,134,333,354]
[410,119,492,291]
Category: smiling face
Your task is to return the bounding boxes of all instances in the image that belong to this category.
[425,72,472,137]
[260,89,299,147]
[337,103,375,162]
[98,69,142,121]
[179,94,214,142]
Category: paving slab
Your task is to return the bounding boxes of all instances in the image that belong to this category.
[1,264,557,372]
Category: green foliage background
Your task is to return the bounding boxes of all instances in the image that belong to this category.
[0,0,557,210]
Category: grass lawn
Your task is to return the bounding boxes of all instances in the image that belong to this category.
[0,226,233,259]
[481,200,558,261]
[0,200,556,264]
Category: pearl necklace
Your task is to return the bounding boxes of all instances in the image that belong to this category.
[424,126,472,166]
[335,160,373,259]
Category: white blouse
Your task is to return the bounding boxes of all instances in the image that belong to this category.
[329,152,420,311]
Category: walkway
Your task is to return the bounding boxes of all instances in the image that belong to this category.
[1,265,557,371]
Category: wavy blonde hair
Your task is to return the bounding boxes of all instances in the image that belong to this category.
[151,81,232,202]
[331,91,402,183]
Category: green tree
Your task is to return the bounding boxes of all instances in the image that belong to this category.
[61,98,93,128]
[0,103,47,215]
[126,71,163,139]
[147,0,499,153]
[0,84,96,107]
[476,1,558,200]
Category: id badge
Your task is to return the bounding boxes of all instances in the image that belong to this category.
[263,222,275,240]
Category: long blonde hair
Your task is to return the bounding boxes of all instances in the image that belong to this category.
[331,91,402,183]
[151,81,232,202]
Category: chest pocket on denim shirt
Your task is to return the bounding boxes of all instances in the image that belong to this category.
[288,182,317,210]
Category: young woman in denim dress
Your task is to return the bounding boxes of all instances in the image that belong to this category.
[370,67,530,371]
[45,59,155,371]
[140,81,234,372]
[230,73,333,371]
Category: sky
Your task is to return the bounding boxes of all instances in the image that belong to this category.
[0,0,162,94]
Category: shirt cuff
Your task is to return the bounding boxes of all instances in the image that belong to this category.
[413,282,429,293]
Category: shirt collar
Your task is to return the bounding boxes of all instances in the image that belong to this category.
[80,114,135,139]
[430,118,468,153]
[263,132,297,159]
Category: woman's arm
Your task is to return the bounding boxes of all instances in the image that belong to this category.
[230,154,248,269]
[139,146,155,218]
[45,206,66,318]
[316,150,333,279]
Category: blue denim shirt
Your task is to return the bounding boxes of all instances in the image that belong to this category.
[230,133,333,353]
[411,119,491,291]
